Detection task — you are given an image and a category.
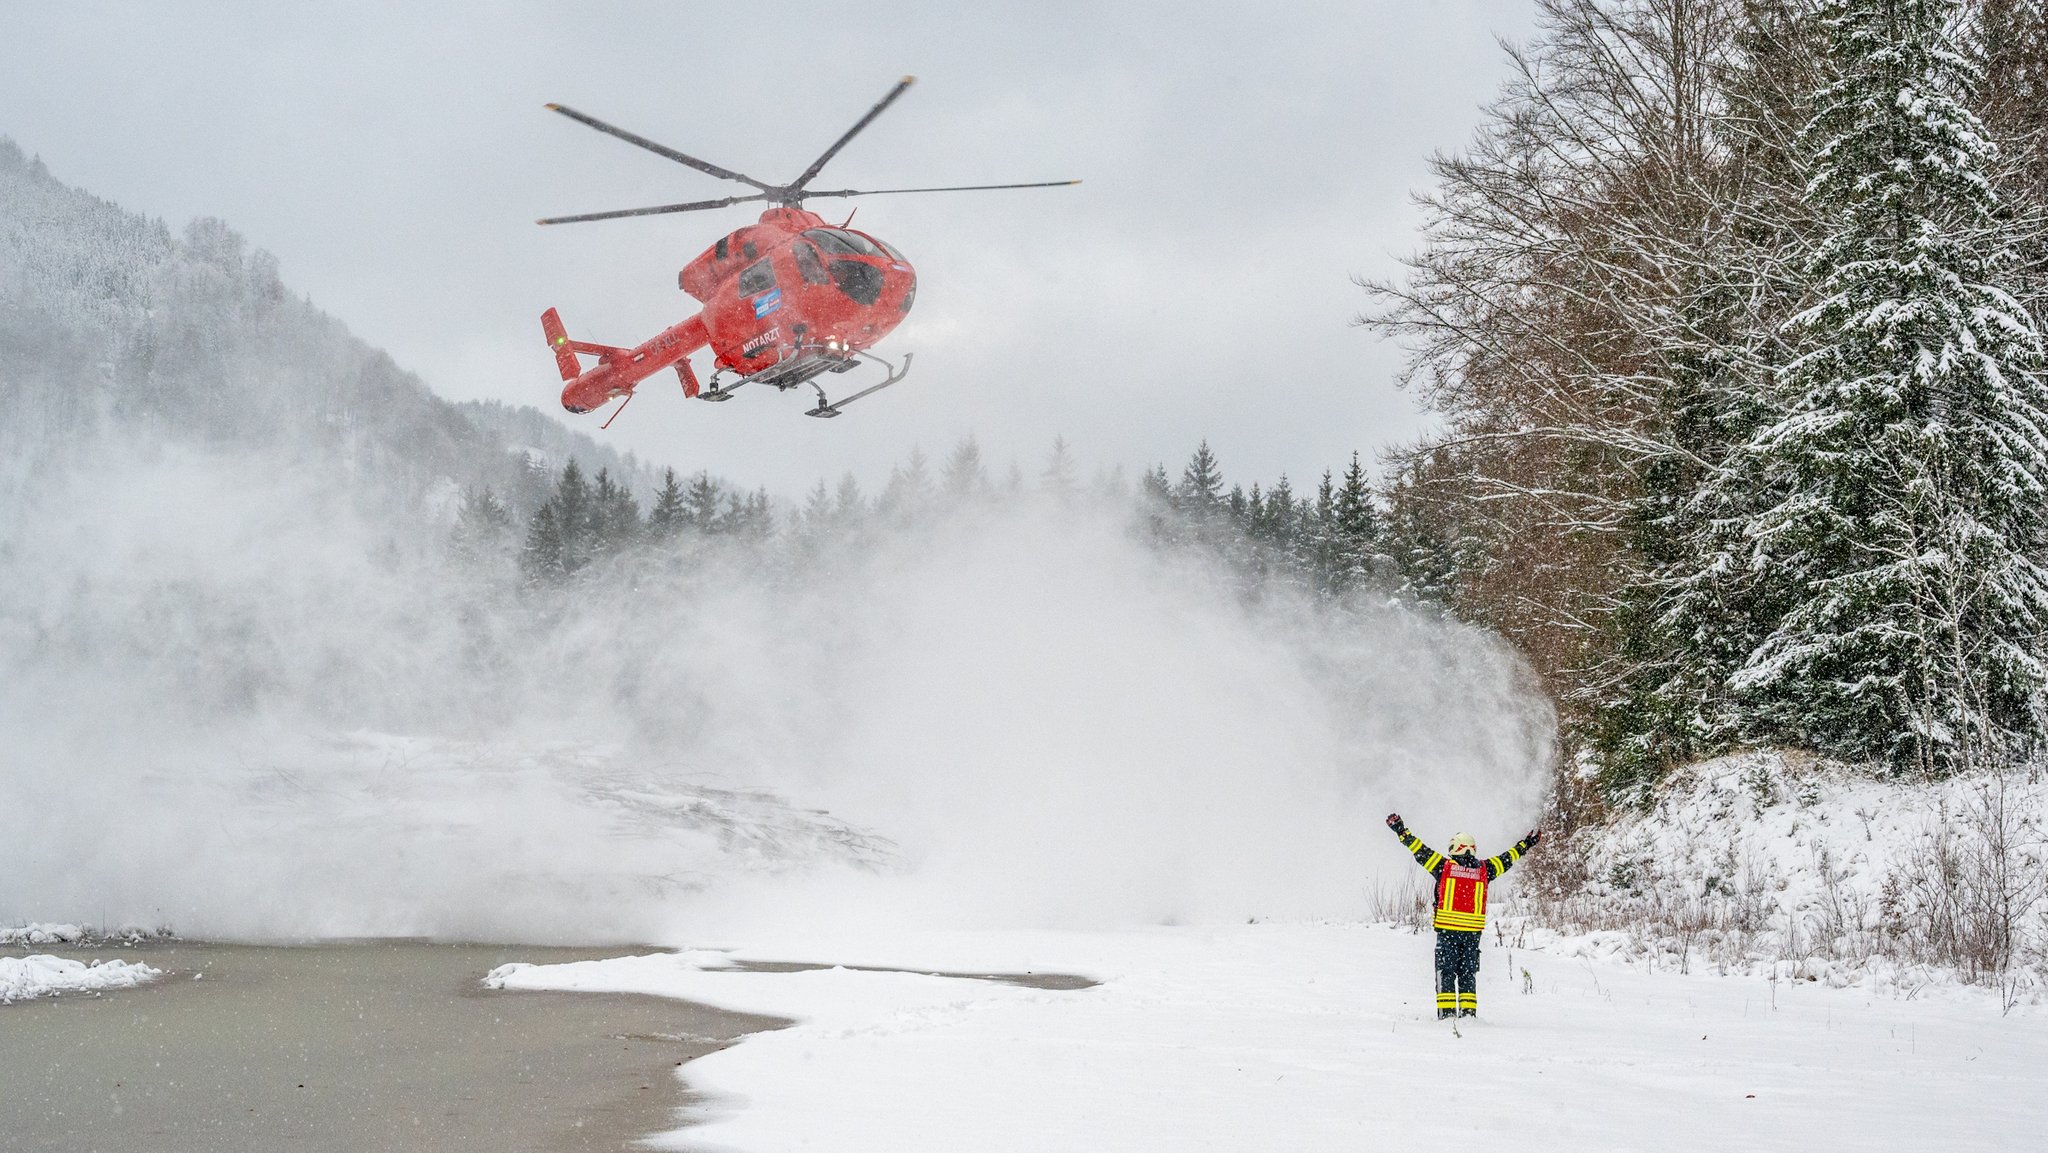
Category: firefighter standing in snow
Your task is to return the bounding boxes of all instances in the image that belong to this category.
[1384,814,1541,1019]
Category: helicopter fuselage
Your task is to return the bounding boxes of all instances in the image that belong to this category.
[555,207,916,413]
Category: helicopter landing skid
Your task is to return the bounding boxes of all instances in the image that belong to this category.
[806,351,913,418]
[698,376,746,401]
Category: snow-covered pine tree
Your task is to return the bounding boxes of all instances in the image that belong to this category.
[1041,435,1079,504]
[1625,0,1835,784]
[520,502,567,586]
[1260,473,1310,586]
[1728,0,2048,773]
[1330,452,1382,591]
[647,468,687,540]
[797,480,834,535]
[834,473,867,523]
[549,459,593,575]
[1137,463,1174,544]
[943,436,989,500]
[450,486,514,567]
[1176,440,1226,521]
[683,471,724,532]
[587,467,642,559]
[878,447,933,524]
[1304,469,1339,596]
[720,487,776,538]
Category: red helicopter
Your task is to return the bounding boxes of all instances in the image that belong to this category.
[537,77,1077,420]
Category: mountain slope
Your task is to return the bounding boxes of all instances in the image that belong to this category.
[0,137,651,513]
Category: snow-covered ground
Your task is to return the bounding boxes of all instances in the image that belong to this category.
[0,953,160,1003]
[488,921,2046,1152]
[0,922,89,947]
[1516,751,2048,999]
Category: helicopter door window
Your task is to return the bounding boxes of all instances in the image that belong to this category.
[793,241,829,285]
[737,258,776,297]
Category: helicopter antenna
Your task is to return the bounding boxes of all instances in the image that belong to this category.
[537,78,1078,225]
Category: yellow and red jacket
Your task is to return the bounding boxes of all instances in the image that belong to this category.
[1394,830,1534,932]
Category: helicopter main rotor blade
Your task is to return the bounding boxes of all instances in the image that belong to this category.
[786,76,917,195]
[537,194,767,225]
[802,179,1083,199]
[546,104,777,192]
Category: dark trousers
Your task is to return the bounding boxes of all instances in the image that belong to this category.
[1434,929,1480,1017]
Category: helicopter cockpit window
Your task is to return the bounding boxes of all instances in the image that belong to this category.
[875,238,908,262]
[793,241,829,285]
[828,259,884,306]
[737,258,776,296]
[804,228,884,258]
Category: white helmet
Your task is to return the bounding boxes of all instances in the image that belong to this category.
[1448,832,1478,855]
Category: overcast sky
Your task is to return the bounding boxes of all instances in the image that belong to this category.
[5,1,1537,497]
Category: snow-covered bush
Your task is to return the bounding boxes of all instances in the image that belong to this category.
[1502,750,2048,1003]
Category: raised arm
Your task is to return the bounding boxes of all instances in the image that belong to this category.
[1385,813,1445,874]
[1484,829,1543,880]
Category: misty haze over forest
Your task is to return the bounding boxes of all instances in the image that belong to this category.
[0,142,1551,940]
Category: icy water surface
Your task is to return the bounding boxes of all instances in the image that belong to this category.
[0,939,784,1152]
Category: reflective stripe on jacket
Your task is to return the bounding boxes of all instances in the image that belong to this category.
[1435,860,1488,931]
[1393,828,1535,934]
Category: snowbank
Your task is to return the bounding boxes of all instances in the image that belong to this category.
[487,922,2047,1152]
[0,954,160,1003]
[1513,751,2048,1001]
[0,923,86,946]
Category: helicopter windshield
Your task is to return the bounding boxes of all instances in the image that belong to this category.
[804,228,885,258]
[793,241,829,285]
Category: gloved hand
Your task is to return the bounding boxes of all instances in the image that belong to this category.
[1386,813,1406,834]
[1526,828,1543,847]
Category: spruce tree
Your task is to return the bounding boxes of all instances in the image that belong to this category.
[1728,0,2048,772]
[798,480,834,537]
[551,458,592,574]
[684,471,724,532]
[450,486,513,566]
[834,473,867,523]
[1177,440,1225,516]
[879,447,933,523]
[647,467,687,540]
[520,502,567,586]
[588,467,642,559]
[1262,473,1305,581]
[943,436,989,501]
[1331,452,1381,591]
[1041,435,1079,504]
[1138,463,1174,543]
[1306,469,1339,595]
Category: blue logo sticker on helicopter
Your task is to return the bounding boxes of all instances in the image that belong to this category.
[752,288,783,318]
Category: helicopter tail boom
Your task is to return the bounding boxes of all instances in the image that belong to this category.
[553,311,710,414]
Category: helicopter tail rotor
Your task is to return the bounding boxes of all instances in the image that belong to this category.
[540,308,581,382]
